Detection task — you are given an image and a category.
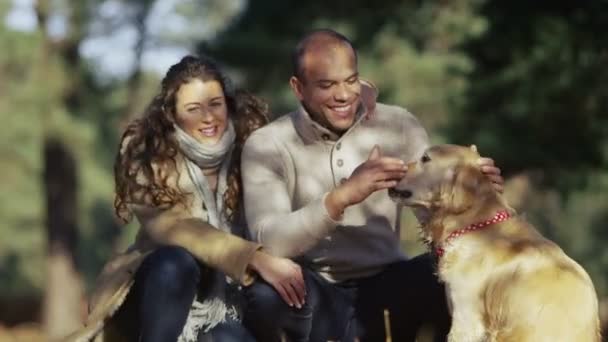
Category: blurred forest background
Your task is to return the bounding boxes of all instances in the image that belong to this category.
[0,0,606,340]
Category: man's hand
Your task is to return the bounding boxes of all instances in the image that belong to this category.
[325,145,407,220]
[477,157,504,193]
[249,251,306,308]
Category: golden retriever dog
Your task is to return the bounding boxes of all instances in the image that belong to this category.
[388,144,600,341]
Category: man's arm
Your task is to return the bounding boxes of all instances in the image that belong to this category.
[242,129,409,257]
[241,130,341,257]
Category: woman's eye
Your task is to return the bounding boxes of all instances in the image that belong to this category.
[421,154,431,163]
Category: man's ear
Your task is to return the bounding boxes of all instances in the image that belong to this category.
[289,76,304,101]
[446,165,483,214]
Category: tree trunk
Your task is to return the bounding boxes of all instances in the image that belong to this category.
[36,0,86,339]
[42,137,85,339]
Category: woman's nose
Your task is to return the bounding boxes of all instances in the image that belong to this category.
[200,108,214,122]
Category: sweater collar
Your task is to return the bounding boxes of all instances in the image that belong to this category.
[293,79,378,143]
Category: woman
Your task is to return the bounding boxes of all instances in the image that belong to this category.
[65,55,304,342]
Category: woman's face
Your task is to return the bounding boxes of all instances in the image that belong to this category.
[174,78,229,145]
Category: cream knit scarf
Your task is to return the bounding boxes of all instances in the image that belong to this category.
[173,121,239,341]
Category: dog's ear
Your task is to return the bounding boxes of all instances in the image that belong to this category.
[445,164,484,214]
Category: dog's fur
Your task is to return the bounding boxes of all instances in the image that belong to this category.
[389,144,600,342]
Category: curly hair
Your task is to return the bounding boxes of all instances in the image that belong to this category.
[114,55,269,223]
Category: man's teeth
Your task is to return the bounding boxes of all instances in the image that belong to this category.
[332,105,351,113]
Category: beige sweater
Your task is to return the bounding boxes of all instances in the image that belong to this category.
[242,88,429,282]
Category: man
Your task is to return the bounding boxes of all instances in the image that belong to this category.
[241,29,503,342]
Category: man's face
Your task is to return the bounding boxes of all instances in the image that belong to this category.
[291,44,361,133]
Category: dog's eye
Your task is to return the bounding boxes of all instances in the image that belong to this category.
[421,154,431,163]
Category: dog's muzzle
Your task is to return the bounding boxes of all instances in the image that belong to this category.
[388,188,412,199]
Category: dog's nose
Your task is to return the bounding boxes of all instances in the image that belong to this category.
[388,188,412,198]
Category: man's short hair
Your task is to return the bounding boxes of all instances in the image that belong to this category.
[292,29,357,80]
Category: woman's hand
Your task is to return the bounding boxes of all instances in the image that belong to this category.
[249,251,306,308]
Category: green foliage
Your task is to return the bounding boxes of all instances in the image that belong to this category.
[357,0,486,133]
[446,0,608,179]
[0,28,47,294]
[0,24,120,295]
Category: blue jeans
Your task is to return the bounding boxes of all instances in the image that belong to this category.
[198,320,255,342]
[244,267,356,342]
[112,246,255,342]
[243,253,450,342]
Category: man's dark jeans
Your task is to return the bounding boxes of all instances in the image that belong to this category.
[243,253,451,342]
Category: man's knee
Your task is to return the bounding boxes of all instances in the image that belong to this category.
[245,280,291,315]
[245,280,314,342]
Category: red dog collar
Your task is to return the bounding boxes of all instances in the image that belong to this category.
[436,210,512,258]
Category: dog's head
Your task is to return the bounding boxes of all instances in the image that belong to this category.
[389,144,488,216]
